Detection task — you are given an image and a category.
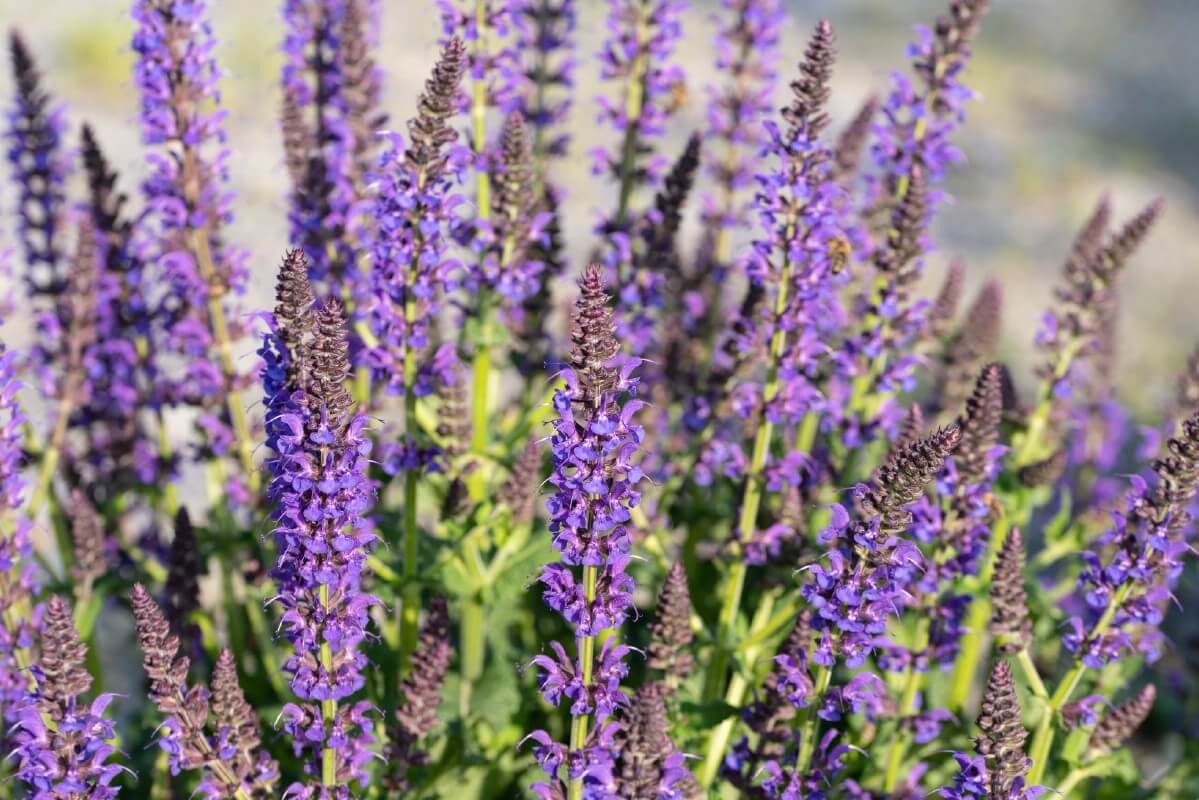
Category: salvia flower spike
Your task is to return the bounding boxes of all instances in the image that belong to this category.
[267,297,378,793]
[990,527,1032,654]
[13,595,125,798]
[132,0,256,497]
[0,3,1192,798]
[0,341,38,724]
[527,265,645,799]
[6,31,70,304]
[1089,684,1156,756]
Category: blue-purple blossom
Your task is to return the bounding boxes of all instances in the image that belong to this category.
[6,32,71,308]
[0,342,38,723]
[131,0,252,488]
[281,0,383,294]
[365,38,467,416]
[702,0,784,239]
[591,0,687,357]
[266,298,378,791]
[13,596,126,799]
[515,0,577,162]
[527,266,645,798]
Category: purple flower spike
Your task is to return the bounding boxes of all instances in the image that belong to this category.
[6,32,71,306]
[516,0,577,163]
[1067,407,1199,668]
[13,596,127,798]
[591,0,687,348]
[281,0,385,295]
[0,341,39,725]
[131,0,253,488]
[528,266,645,797]
[366,38,468,409]
[265,295,378,791]
[702,0,785,241]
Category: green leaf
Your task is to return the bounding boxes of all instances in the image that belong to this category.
[678,700,739,728]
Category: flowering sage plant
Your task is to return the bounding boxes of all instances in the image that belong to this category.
[0,0,1195,797]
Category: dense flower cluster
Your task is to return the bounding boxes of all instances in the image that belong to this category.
[527,265,646,798]
[1067,407,1199,667]
[265,289,377,792]
[131,0,253,493]
[12,596,125,799]
[366,38,467,404]
[0,342,37,724]
[281,0,384,293]
[5,32,70,316]
[515,0,577,162]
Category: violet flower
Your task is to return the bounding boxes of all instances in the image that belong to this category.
[365,38,467,420]
[13,595,126,798]
[6,31,70,314]
[1066,407,1199,667]
[1033,199,1161,449]
[827,0,992,447]
[132,583,278,798]
[0,341,38,724]
[592,0,687,358]
[74,124,158,497]
[701,0,785,259]
[526,266,645,798]
[280,0,384,294]
[265,297,378,791]
[516,0,577,163]
[131,0,253,493]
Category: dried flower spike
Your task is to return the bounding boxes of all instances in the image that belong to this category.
[1089,684,1156,756]
[989,528,1032,654]
[974,659,1032,799]
[647,562,694,683]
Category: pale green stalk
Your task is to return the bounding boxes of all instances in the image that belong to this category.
[1026,582,1132,785]
[567,565,598,800]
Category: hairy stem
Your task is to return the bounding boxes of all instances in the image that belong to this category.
[567,564,598,800]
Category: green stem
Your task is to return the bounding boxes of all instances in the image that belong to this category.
[28,392,72,519]
[796,665,833,775]
[189,225,258,496]
[1057,765,1100,797]
[400,466,420,671]
[459,596,485,721]
[704,252,794,701]
[698,591,778,788]
[567,565,598,800]
[1016,647,1050,700]
[468,295,494,501]
[949,515,1012,711]
[320,582,338,787]
[1026,583,1132,785]
[883,619,930,792]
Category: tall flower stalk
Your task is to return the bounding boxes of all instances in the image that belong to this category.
[1025,405,1199,784]
[526,265,645,800]
[0,341,37,723]
[12,596,126,798]
[700,22,840,783]
[280,0,385,297]
[264,290,377,794]
[6,31,70,323]
[366,38,467,666]
[700,0,784,307]
[592,0,687,335]
[131,0,257,499]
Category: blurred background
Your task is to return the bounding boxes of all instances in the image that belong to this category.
[2,0,1197,416]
